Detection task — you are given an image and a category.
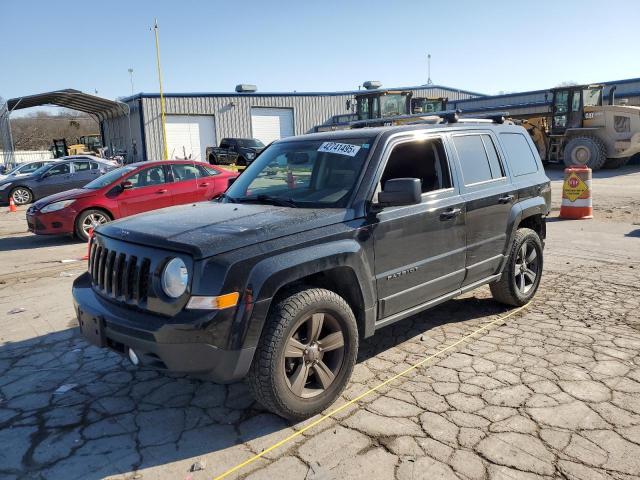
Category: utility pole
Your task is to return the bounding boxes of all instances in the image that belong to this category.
[153,19,169,160]
[427,53,433,85]
[128,68,134,95]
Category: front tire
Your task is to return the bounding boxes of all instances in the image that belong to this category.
[10,187,33,205]
[490,228,543,306]
[246,288,358,421]
[563,136,607,170]
[209,154,219,165]
[75,209,112,241]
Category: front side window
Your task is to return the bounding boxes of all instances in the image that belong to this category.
[47,163,70,176]
[225,138,374,207]
[380,138,451,195]
[127,166,167,188]
[499,133,539,177]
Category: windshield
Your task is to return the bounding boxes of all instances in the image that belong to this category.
[380,93,410,117]
[583,88,602,107]
[83,166,137,189]
[224,138,374,208]
[237,138,265,148]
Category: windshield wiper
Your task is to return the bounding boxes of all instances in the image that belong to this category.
[236,194,297,208]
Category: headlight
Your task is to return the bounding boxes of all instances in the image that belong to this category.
[246,152,255,160]
[0,182,12,191]
[161,258,189,298]
[41,199,76,213]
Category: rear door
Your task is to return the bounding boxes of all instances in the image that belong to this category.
[372,135,467,320]
[168,163,200,204]
[70,160,100,188]
[451,132,515,286]
[117,165,173,216]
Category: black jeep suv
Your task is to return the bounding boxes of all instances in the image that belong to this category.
[73,120,551,420]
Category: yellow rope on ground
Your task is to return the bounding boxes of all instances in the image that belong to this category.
[213,302,530,479]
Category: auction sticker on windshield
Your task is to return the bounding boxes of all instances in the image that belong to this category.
[318,142,361,157]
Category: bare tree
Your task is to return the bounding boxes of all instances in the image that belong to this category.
[10,110,99,150]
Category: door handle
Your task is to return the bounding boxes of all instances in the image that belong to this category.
[498,194,515,204]
[156,189,167,194]
[199,183,209,187]
[440,208,462,220]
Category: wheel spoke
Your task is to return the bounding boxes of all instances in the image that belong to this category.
[519,244,526,263]
[524,268,536,283]
[519,272,526,291]
[308,313,324,342]
[289,363,310,396]
[285,337,306,358]
[526,247,537,264]
[318,331,344,352]
[312,361,335,389]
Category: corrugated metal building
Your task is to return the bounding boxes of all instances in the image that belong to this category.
[102,85,484,162]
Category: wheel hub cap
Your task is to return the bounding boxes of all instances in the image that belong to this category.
[304,343,321,364]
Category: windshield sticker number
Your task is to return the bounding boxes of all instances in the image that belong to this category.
[318,142,361,157]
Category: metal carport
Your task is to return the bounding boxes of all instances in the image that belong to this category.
[1,89,130,166]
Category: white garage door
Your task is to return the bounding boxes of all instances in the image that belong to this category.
[251,108,294,144]
[165,115,216,161]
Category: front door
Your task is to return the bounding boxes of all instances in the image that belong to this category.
[451,132,514,286]
[117,165,173,216]
[35,162,75,197]
[552,88,583,133]
[372,136,466,320]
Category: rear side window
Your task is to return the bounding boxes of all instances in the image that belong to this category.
[499,133,539,176]
[453,134,504,185]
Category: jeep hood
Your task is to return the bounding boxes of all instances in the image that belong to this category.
[98,202,350,258]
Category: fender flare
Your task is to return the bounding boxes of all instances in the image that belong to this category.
[499,197,548,271]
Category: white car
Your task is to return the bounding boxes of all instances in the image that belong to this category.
[0,160,56,181]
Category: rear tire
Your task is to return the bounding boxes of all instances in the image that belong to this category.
[490,228,543,307]
[246,287,358,421]
[75,209,112,241]
[563,136,607,170]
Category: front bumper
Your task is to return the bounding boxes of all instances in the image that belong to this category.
[27,208,76,235]
[72,272,255,383]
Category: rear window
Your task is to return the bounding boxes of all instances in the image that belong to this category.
[499,133,539,176]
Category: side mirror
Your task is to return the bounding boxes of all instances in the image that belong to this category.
[121,181,133,190]
[377,178,421,208]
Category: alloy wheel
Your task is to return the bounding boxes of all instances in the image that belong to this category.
[12,188,31,205]
[283,312,345,398]
[514,241,539,294]
[82,212,108,234]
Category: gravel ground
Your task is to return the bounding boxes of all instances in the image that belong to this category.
[0,165,639,480]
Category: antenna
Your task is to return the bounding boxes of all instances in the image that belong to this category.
[427,54,433,85]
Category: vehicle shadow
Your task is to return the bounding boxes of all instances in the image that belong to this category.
[0,295,505,479]
[0,232,80,252]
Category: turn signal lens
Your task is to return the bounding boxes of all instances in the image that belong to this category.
[186,292,240,310]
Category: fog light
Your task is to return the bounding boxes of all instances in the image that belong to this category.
[128,348,139,366]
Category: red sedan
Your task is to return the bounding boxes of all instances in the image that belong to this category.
[26,160,238,241]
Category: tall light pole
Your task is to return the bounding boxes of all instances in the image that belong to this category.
[427,53,433,85]
[153,19,169,160]
[128,68,134,95]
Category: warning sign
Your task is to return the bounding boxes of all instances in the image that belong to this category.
[563,172,588,202]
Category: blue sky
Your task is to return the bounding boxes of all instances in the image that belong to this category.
[1,0,639,104]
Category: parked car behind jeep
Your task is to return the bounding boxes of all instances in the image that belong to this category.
[206,138,265,166]
[73,121,550,420]
[0,157,115,206]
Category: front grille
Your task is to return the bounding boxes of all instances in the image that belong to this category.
[89,241,151,306]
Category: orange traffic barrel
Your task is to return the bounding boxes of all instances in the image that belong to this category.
[559,165,592,219]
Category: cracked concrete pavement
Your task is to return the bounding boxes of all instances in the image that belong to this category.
[1,165,639,480]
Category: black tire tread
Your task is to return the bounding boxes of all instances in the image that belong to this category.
[246,287,357,421]
[563,136,607,170]
[490,228,542,306]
